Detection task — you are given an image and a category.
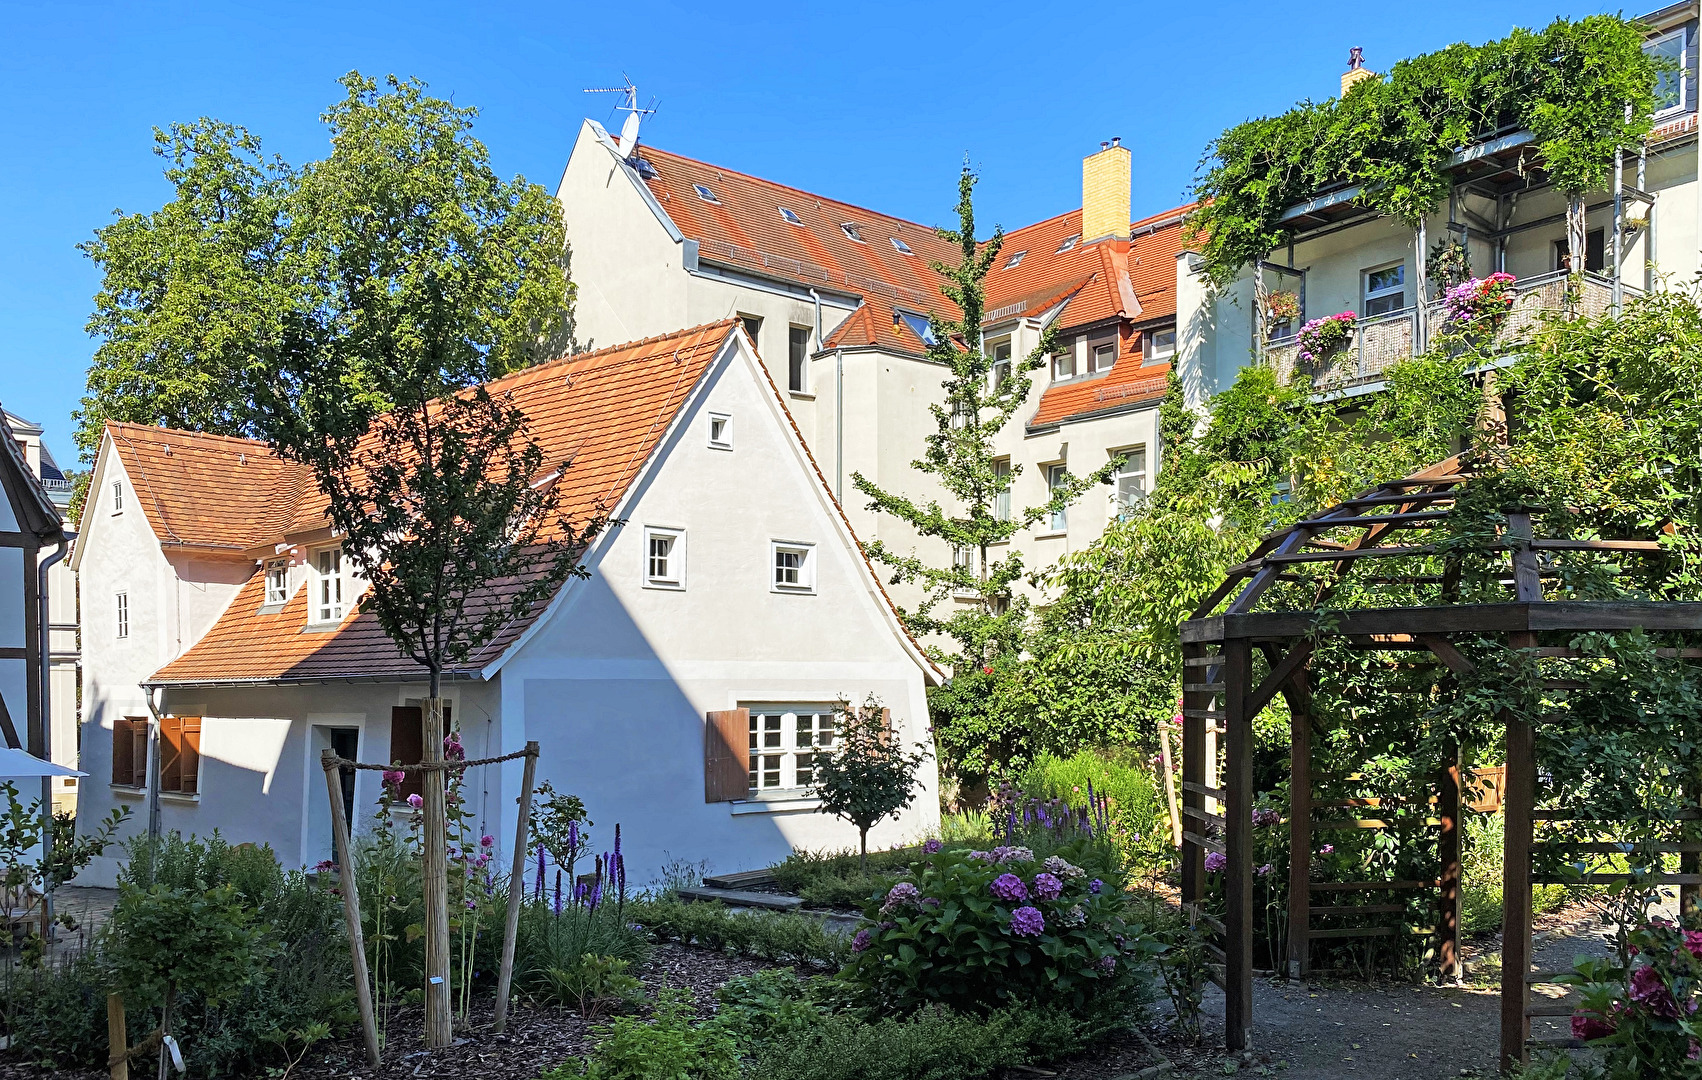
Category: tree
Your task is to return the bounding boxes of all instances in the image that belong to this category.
[809,698,929,869]
[853,168,1116,670]
[82,73,596,1048]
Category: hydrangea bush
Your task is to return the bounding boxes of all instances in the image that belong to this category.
[1566,916,1702,1078]
[840,847,1160,1017]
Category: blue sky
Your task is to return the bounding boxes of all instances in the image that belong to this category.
[2,0,1618,467]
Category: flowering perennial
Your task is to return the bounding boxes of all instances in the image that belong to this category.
[1441,272,1516,333]
[1294,312,1355,365]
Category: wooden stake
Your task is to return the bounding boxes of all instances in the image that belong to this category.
[322,751,381,1069]
[493,742,539,1032]
[1437,741,1463,982]
[106,993,128,1080]
[1222,639,1256,1053]
[420,698,454,1047]
[1286,673,1312,980]
[1500,632,1538,1074]
[1158,723,1182,848]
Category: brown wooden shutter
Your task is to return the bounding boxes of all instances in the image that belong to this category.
[704,709,751,803]
[159,716,183,793]
[132,724,150,788]
[390,706,424,800]
[179,718,202,795]
[112,719,134,786]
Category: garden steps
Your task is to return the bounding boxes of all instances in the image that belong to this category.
[701,868,777,889]
[676,885,802,910]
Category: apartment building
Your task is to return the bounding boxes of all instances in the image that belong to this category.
[1176,3,1701,406]
[556,124,1186,613]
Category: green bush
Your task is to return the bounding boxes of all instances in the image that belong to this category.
[1461,812,1573,937]
[705,969,832,1048]
[627,899,849,967]
[745,1004,1091,1080]
[840,847,1160,1017]
[539,954,644,1018]
[515,901,649,1003]
[1017,751,1164,842]
[543,989,739,1080]
[0,948,110,1069]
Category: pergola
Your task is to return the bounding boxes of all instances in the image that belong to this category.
[1177,456,1702,1070]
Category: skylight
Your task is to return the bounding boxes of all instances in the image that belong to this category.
[896,310,938,345]
[891,237,914,254]
[779,207,802,225]
[693,184,720,204]
[1056,235,1079,253]
[1005,251,1027,268]
[841,222,864,242]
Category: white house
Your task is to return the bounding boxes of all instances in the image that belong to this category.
[72,322,942,885]
[555,121,1187,616]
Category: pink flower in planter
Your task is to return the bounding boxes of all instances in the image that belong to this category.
[314,860,336,874]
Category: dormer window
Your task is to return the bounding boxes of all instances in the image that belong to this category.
[840,222,864,243]
[693,184,720,204]
[315,547,345,623]
[779,207,802,224]
[890,237,913,254]
[265,559,289,605]
[1056,235,1079,253]
[1005,251,1027,269]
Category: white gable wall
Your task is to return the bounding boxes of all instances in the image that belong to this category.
[496,334,940,885]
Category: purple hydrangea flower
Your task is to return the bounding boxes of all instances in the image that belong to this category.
[881,882,921,912]
[1205,851,1227,873]
[922,838,943,855]
[1009,906,1045,937]
[1031,872,1064,900]
[1252,808,1281,827]
[1256,863,1273,877]
[851,929,873,953]
[1097,955,1117,974]
[1089,879,1103,894]
[990,873,1029,902]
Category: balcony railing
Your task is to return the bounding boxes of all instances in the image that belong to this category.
[1266,271,1637,392]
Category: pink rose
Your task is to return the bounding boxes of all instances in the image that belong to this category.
[407,794,423,809]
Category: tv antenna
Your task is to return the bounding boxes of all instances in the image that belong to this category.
[583,77,657,157]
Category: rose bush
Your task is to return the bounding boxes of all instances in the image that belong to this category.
[839,847,1161,1018]
[1566,917,1702,1078]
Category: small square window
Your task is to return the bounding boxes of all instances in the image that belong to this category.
[643,527,685,589]
[1087,331,1117,373]
[788,326,810,392]
[115,592,128,639]
[111,480,123,513]
[1052,346,1076,381]
[747,706,837,792]
[771,540,815,593]
[891,237,913,254]
[708,412,733,450]
[693,183,719,204]
[840,222,864,243]
[265,559,289,605]
[1145,328,1177,363]
[1004,251,1027,269]
[779,206,802,224]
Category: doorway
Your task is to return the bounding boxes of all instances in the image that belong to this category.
[307,725,361,867]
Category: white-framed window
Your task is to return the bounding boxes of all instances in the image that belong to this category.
[1145,328,1177,363]
[314,547,346,623]
[1087,331,1117,373]
[891,237,914,255]
[1112,446,1148,519]
[693,183,719,204]
[115,592,128,639]
[1052,344,1076,381]
[993,458,1012,522]
[265,559,289,605]
[1363,263,1406,317]
[708,412,733,450]
[988,339,1013,390]
[840,222,864,243]
[111,480,123,513]
[1648,28,1688,117]
[747,705,837,793]
[1004,250,1027,269]
[1046,464,1070,532]
[771,540,815,593]
[787,326,810,393]
[779,206,803,225]
[643,526,685,589]
[1056,234,1080,253]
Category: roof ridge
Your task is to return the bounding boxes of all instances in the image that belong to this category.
[486,321,736,392]
[105,421,277,454]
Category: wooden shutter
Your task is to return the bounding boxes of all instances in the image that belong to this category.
[179,718,202,795]
[704,709,750,803]
[112,718,134,786]
[159,716,182,793]
[390,706,424,800]
[132,724,149,788]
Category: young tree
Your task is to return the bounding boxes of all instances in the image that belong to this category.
[852,168,1116,667]
[809,698,929,869]
[81,73,594,1048]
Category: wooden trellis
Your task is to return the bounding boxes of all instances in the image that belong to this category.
[1178,456,1702,1070]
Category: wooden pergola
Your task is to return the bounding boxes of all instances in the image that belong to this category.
[1178,456,1702,1070]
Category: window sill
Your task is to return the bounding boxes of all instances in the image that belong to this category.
[730,794,822,815]
[770,586,816,596]
[1034,530,1067,540]
[787,391,816,401]
[302,621,345,634]
[161,791,200,805]
[257,602,287,615]
[642,580,686,591]
[110,785,147,799]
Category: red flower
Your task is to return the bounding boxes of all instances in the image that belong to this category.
[982,665,993,675]
[1571,1012,1616,1042]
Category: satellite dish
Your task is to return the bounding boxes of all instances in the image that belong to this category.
[583,77,656,160]
[620,109,641,153]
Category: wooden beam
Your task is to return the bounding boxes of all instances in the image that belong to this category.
[1222,639,1255,1053]
[322,751,380,1068]
[1438,742,1463,981]
[493,742,540,1032]
[1246,639,1315,718]
[1501,631,1538,1073]
[1418,634,1477,676]
[1179,644,1207,917]
[1286,669,1313,980]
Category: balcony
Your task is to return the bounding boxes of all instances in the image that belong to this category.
[1266,271,1635,392]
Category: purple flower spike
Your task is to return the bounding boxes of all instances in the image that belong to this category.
[1009,906,1045,936]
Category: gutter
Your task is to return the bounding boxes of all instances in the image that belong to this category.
[140,670,483,692]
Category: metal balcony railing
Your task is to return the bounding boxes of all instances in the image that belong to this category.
[1266,271,1638,392]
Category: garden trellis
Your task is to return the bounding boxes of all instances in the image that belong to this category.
[319,740,540,1066]
[1178,454,1702,1071]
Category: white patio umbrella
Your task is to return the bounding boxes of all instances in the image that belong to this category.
[0,747,82,778]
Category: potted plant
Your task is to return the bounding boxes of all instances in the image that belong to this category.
[1264,290,1301,331]
[1441,272,1516,335]
[1294,312,1356,366]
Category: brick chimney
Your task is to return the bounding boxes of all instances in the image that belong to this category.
[1081,137,1131,244]
[1341,46,1376,96]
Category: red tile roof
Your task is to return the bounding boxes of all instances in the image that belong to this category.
[149,323,736,685]
[106,424,309,554]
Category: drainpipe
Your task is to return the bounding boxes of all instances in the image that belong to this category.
[36,534,69,930]
[1613,122,1625,316]
[141,684,164,863]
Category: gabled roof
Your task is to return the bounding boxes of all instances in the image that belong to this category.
[0,410,66,542]
[149,322,736,685]
[104,424,309,554]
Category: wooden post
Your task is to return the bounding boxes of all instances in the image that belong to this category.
[493,742,539,1032]
[1500,632,1538,1074]
[1180,643,1207,917]
[322,751,381,1068]
[1223,638,1255,1053]
[1437,741,1463,983]
[1285,671,1312,980]
[420,698,453,1046]
[1159,723,1182,848]
[107,993,128,1080]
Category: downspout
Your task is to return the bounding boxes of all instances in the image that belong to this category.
[141,683,164,865]
[1613,122,1625,317]
[36,534,69,929]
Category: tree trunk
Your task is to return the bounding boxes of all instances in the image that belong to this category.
[859,827,868,872]
[421,696,453,1047]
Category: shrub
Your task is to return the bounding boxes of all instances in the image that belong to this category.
[1015,750,1166,872]
[0,947,110,1069]
[745,1004,1091,1080]
[539,954,644,1018]
[515,902,649,1001]
[706,969,832,1048]
[1565,916,1702,1078]
[628,899,849,967]
[808,697,929,868]
[771,847,920,909]
[840,847,1160,1018]
[543,988,739,1080]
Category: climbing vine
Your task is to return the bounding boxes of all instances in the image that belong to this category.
[1187,15,1659,285]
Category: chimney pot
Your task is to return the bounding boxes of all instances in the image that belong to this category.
[1111,136,1121,148]
[1101,141,1110,150]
